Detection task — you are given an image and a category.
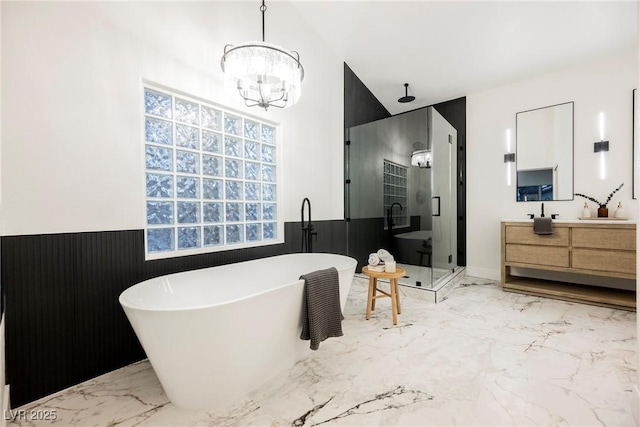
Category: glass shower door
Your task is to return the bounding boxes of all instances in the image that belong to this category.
[345,106,457,290]
[429,108,457,283]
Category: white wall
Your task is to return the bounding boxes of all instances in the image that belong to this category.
[0,0,5,419]
[1,1,344,236]
[467,51,638,279]
[636,6,640,423]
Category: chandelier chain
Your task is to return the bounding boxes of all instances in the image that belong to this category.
[260,0,266,42]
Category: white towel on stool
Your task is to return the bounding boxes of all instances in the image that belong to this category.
[368,253,381,266]
[377,249,394,262]
[367,265,385,272]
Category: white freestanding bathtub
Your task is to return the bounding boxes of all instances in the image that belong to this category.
[119,253,357,410]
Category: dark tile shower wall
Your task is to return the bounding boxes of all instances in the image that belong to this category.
[2,220,346,408]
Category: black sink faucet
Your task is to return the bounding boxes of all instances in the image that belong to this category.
[528,203,559,219]
[387,202,403,230]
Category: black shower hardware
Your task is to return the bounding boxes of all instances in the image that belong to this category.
[387,202,403,230]
[301,197,316,253]
[398,83,415,103]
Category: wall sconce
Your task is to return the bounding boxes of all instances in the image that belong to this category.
[411,149,432,168]
[594,140,609,152]
[595,112,608,180]
[505,129,515,186]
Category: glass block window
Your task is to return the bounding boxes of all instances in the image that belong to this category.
[383,160,408,229]
[144,85,281,258]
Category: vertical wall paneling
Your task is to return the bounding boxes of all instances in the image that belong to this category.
[74,231,146,382]
[284,221,347,255]
[4,234,78,407]
[3,220,346,408]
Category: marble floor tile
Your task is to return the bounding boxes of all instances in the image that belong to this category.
[10,276,637,426]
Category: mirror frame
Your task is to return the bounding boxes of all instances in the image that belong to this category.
[515,101,574,202]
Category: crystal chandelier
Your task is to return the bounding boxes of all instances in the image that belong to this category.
[221,1,304,110]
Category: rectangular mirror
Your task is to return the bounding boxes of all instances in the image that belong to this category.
[516,101,574,201]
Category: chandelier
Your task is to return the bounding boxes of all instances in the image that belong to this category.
[220,1,304,110]
[411,149,432,168]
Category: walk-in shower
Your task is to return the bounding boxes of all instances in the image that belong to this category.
[345,106,460,291]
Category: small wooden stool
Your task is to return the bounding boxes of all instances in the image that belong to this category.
[362,266,406,325]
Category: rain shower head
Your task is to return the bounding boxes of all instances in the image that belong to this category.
[398,83,415,103]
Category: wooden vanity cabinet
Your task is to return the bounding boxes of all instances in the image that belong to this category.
[501,221,636,310]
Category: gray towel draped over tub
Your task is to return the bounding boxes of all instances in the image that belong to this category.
[299,267,343,350]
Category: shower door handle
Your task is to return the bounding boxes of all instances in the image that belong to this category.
[432,196,441,217]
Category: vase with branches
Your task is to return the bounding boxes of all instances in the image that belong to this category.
[574,183,624,217]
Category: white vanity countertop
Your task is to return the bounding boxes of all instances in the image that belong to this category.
[502,218,636,224]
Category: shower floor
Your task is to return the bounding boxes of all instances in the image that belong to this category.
[400,264,465,304]
[356,264,465,304]
[397,263,451,289]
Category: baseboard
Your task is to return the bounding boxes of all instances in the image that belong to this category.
[464,266,500,281]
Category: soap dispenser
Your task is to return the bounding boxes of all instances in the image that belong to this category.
[614,201,626,218]
[581,203,591,218]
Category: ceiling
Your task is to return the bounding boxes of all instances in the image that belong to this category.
[290,1,638,115]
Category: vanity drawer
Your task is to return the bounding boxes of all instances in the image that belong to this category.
[572,248,636,275]
[505,244,570,268]
[505,225,569,246]
[572,228,635,251]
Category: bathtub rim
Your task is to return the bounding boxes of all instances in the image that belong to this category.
[119,252,357,313]
[394,230,433,240]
